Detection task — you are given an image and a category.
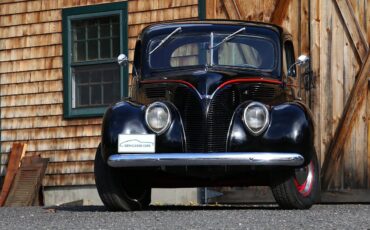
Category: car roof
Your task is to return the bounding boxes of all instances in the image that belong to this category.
[139,20,288,39]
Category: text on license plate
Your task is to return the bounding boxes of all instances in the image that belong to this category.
[118,134,155,153]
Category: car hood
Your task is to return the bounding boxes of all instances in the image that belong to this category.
[142,67,281,96]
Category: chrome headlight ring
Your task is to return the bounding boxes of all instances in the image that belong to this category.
[145,101,172,134]
[243,102,270,136]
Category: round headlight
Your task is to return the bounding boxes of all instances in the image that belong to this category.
[145,102,171,134]
[243,102,269,136]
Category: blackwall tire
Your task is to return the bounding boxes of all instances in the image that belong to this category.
[94,144,151,211]
[271,150,320,209]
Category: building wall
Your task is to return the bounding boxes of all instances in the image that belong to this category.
[204,0,369,191]
[0,0,199,187]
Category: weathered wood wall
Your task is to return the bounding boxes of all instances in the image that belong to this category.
[314,0,368,189]
[0,0,199,187]
[205,0,370,191]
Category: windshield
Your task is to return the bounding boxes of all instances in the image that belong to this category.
[148,31,277,71]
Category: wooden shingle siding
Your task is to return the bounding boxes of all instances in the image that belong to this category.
[1,116,102,130]
[0,34,62,50]
[0,80,62,96]
[0,22,62,39]
[1,125,102,142]
[1,92,63,107]
[0,57,62,73]
[2,136,101,152]
[0,45,63,62]
[43,173,95,186]
[0,69,63,84]
[2,149,96,165]
[0,0,201,186]
[1,105,63,118]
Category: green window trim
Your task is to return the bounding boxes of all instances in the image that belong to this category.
[198,0,206,20]
[62,2,128,119]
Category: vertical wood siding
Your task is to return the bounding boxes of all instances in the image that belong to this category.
[0,0,199,186]
[205,0,369,190]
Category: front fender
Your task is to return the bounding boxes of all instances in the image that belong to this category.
[227,102,314,165]
[101,100,185,162]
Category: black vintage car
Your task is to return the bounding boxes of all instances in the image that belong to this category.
[94,21,320,211]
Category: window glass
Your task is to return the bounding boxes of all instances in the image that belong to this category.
[149,33,276,70]
[72,15,119,62]
[63,2,127,117]
[218,42,264,68]
[73,63,120,108]
[170,43,200,67]
[71,15,121,108]
[285,41,296,76]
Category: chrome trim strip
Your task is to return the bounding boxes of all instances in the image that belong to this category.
[107,152,304,167]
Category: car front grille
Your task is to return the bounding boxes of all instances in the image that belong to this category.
[145,86,166,99]
[174,86,238,153]
[174,87,205,152]
[243,84,276,100]
[207,88,238,152]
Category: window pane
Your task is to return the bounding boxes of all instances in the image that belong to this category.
[111,16,119,24]
[71,15,120,62]
[112,23,119,37]
[75,27,85,40]
[112,37,120,57]
[170,43,200,67]
[90,71,101,83]
[103,82,120,104]
[91,85,102,105]
[88,26,98,39]
[87,19,98,38]
[100,38,111,58]
[74,42,86,61]
[75,70,89,84]
[100,17,110,24]
[73,63,120,108]
[87,40,98,60]
[77,85,90,107]
[100,24,110,38]
[103,71,114,82]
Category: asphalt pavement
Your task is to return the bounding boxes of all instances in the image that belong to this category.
[0,204,369,229]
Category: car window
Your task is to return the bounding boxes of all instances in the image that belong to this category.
[148,32,277,70]
[218,42,262,68]
[170,43,201,67]
[285,41,296,76]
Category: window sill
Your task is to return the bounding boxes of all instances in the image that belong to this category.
[64,106,107,119]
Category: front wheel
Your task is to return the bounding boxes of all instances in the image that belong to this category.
[271,150,320,209]
[94,144,151,211]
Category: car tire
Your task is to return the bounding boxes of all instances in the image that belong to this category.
[94,144,151,211]
[271,150,320,209]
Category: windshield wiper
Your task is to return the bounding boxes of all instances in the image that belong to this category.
[209,27,246,49]
[149,27,182,55]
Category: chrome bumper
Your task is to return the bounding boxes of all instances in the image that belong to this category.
[107,152,304,167]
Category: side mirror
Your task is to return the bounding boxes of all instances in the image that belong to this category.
[288,55,310,77]
[117,54,128,66]
[297,55,309,64]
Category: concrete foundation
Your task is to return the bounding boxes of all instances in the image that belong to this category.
[44,186,199,206]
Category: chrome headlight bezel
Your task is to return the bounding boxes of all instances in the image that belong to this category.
[243,102,270,136]
[145,101,172,134]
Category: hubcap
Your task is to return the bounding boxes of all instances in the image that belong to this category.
[293,161,314,197]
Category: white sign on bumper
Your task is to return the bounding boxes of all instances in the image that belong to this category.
[118,134,156,153]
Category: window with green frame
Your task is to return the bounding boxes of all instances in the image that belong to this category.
[62,2,128,118]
